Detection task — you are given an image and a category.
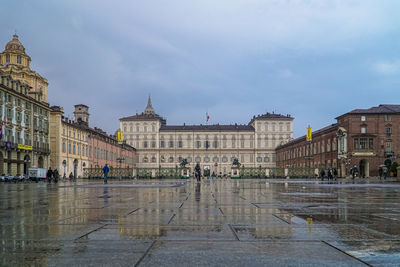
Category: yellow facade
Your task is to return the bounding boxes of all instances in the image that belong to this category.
[50,106,89,178]
[0,71,51,175]
[0,34,48,102]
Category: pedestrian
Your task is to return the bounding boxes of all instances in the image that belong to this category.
[333,168,338,179]
[351,165,358,179]
[194,163,201,182]
[54,169,59,183]
[211,171,216,179]
[47,167,53,183]
[328,169,333,181]
[69,172,74,181]
[320,169,325,181]
[383,166,388,180]
[378,167,383,180]
[103,164,110,184]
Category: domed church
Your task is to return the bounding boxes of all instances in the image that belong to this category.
[0,34,48,102]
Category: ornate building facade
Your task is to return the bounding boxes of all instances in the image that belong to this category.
[0,35,51,175]
[120,96,293,175]
[0,35,48,102]
[50,104,136,178]
[0,70,50,175]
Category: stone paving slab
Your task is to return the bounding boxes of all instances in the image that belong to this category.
[139,240,366,266]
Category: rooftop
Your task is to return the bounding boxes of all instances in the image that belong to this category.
[337,104,400,118]
[160,124,254,132]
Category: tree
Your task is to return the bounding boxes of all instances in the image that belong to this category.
[390,162,398,176]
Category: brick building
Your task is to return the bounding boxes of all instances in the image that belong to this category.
[50,104,136,178]
[276,124,338,170]
[276,104,400,178]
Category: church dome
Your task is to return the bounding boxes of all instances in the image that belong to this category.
[5,34,26,54]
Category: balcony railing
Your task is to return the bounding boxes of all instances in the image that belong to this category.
[384,151,395,158]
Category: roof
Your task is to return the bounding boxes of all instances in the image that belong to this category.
[160,124,254,132]
[4,34,26,54]
[120,113,165,121]
[249,112,293,124]
[337,104,400,119]
[276,123,338,149]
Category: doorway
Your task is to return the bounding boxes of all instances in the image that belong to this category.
[23,155,30,174]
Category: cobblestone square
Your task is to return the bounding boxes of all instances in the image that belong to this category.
[1,178,400,266]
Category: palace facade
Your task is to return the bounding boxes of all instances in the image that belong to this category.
[120,96,293,175]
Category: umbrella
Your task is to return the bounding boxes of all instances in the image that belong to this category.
[379,164,386,167]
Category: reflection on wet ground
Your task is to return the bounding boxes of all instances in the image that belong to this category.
[1,178,400,266]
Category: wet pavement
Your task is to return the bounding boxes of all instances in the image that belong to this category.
[1,178,400,266]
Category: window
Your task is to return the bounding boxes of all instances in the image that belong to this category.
[196,141,201,148]
[160,140,165,148]
[360,138,367,150]
[354,138,358,150]
[6,54,10,63]
[68,143,72,153]
[168,141,174,148]
[213,141,218,148]
[143,141,148,148]
[369,138,373,150]
[385,127,392,137]
[143,157,148,163]
[151,141,156,148]
[361,127,366,134]
[178,141,183,148]
[73,144,76,154]
[385,142,392,152]
[160,155,165,162]
[361,116,366,121]
[62,142,66,153]
[17,55,21,64]
[385,114,391,121]
[204,141,209,149]
[169,156,174,163]
[286,123,290,131]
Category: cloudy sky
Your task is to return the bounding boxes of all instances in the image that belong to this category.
[1,0,400,137]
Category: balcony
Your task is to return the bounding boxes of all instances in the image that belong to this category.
[384,151,395,158]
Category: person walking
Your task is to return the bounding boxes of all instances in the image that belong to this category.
[54,169,59,183]
[47,167,53,183]
[320,169,325,181]
[378,167,383,180]
[383,166,388,180]
[333,168,338,180]
[194,163,201,182]
[103,164,110,184]
[327,169,333,181]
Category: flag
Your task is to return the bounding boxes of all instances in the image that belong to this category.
[206,111,210,122]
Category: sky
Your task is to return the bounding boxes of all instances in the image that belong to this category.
[1,0,400,137]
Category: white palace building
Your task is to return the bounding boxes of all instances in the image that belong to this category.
[120,96,293,175]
